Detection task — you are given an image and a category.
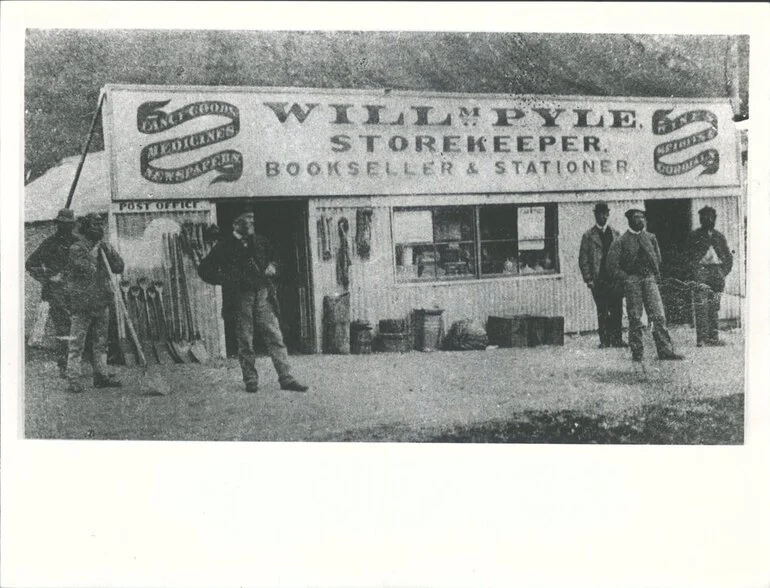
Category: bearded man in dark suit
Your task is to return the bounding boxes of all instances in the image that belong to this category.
[579,202,627,349]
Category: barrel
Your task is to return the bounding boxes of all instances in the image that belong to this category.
[415,308,444,351]
[323,293,350,354]
[350,320,373,354]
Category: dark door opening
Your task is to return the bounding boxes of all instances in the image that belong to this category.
[644,198,692,324]
[216,200,314,356]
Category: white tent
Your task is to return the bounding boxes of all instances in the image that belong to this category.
[25,150,109,223]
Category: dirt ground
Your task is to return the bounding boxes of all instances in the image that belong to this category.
[22,325,745,443]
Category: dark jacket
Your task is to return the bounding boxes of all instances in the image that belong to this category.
[606,230,662,283]
[198,233,278,291]
[684,227,733,292]
[26,231,79,307]
[578,225,620,284]
[65,238,125,314]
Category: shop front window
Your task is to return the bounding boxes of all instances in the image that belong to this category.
[394,204,558,282]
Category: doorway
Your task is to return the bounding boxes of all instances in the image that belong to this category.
[644,198,692,324]
[216,200,315,355]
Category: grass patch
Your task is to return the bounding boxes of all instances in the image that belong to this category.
[331,394,744,444]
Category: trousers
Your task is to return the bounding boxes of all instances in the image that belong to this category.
[591,280,624,346]
[49,303,71,371]
[625,275,675,360]
[66,307,109,381]
[235,288,293,385]
[693,284,721,344]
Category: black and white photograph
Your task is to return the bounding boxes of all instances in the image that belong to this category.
[20,29,750,443]
[2,3,769,588]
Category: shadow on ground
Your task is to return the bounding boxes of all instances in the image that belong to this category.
[330,394,744,444]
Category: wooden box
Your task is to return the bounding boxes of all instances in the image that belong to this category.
[487,315,558,347]
[544,316,565,346]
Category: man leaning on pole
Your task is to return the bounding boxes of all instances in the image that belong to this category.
[63,213,125,393]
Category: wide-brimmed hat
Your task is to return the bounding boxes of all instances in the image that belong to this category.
[234,211,255,223]
[55,208,76,223]
[81,212,103,227]
[593,202,610,213]
[624,208,645,219]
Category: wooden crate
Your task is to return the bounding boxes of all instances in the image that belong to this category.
[487,315,559,347]
[544,316,565,346]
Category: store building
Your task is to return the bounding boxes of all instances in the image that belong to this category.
[103,85,743,356]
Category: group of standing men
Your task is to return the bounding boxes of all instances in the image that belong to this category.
[26,210,125,393]
[27,208,308,395]
[580,202,733,363]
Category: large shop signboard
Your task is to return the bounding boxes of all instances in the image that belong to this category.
[104,85,741,200]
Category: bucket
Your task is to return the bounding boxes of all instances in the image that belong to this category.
[415,308,444,351]
[350,320,373,355]
[323,293,350,354]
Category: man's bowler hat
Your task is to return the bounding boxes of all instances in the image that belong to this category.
[594,202,610,213]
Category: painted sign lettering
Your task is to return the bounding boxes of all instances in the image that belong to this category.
[106,87,740,200]
[137,100,243,184]
[652,109,719,176]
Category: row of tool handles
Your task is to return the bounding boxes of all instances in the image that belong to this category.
[112,228,214,366]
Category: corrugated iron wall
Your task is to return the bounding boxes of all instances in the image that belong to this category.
[308,193,742,351]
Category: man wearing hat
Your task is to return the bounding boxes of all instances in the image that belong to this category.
[607,208,684,362]
[685,206,733,346]
[63,213,125,393]
[26,208,80,378]
[579,202,627,348]
[198,211,308,393]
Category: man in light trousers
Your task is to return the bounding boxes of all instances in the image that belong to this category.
[607,208,684,363]
[64,213,125,393]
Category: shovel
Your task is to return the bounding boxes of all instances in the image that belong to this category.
[154,279,182,364]
[101,251,145,367]
[115,280,139,366]
[146,283,175,364]
[129,284,157,365]
[176,237,209,363]
[140,277,171,365]
[167,234,192,362]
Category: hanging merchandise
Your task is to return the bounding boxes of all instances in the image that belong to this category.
[323,216,333,261]
[336,217,352,289]
[355,208,373,260]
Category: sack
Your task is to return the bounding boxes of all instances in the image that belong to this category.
[197,253,222,285]
[444,319,488,351]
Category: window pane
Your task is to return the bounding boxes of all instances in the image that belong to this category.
[480,205,517,240]
[481,241,518,275]
[518,206,546,250]
[518,239,558,274]
[437,243,475,278]
[394,209,432,243]
[434,208,473,242]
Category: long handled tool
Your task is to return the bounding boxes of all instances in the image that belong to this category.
[140,276,169,364]
[101,250,145,366]
[118,280,137,365]
[166,233,191,362]
[153,279,181,363]
[147,283,174,364]
[176,234,209,363]
[129,284,157,364]
[171,234,194,361]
